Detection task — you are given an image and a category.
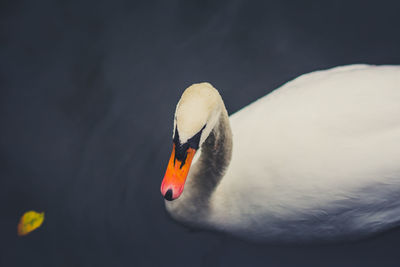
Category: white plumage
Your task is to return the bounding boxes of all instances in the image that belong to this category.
[163,64,400,242]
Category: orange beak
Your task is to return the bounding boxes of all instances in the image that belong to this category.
[161,144,196,200]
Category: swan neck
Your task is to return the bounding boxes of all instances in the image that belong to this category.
[199,107,232,185]
[187,104,232,205]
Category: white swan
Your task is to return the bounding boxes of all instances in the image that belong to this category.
[160,64,400,242]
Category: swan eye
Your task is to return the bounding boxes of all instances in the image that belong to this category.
[187,124,206,149]
[173,126,180,146]
[173,125,206,167]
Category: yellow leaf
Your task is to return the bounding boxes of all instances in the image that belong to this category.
[17,211,45,236]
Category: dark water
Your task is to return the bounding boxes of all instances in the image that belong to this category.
[1,0,400,266]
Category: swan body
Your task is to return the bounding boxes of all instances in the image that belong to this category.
[162,64,400,242]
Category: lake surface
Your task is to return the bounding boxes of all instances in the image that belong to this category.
[1,1,400,266]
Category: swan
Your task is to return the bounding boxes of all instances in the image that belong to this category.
[160,64,400,242]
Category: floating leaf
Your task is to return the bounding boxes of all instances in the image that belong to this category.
[17,211,45,236]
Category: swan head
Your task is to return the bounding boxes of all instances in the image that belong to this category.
[161,82,223,201]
